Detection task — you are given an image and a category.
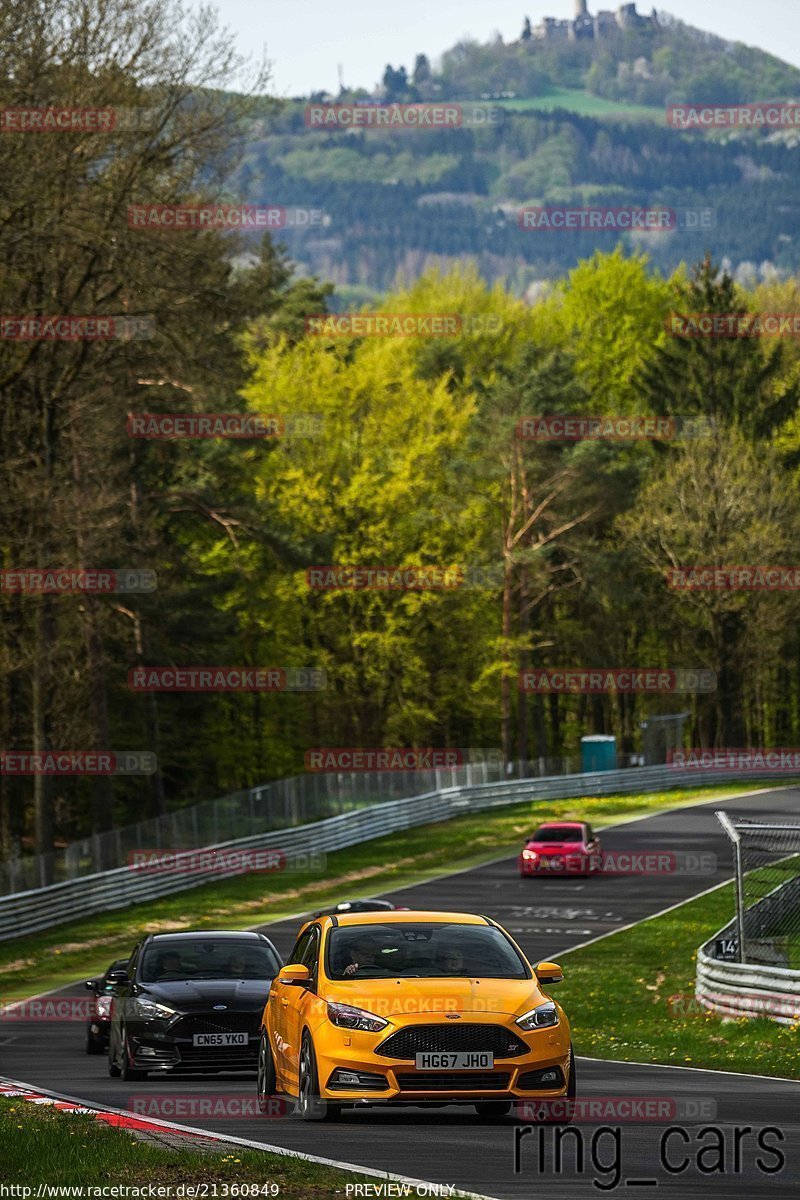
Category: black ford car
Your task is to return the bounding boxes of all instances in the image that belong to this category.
[107,931,282,1079]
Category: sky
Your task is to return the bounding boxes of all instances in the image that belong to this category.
[204,0,800,98]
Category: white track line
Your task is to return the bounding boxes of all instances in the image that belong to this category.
[0,1074,502,1200]
[3,783,787,1015]
[553,876,733,957]
[256,784,781,929]
[575,1057,800,1085]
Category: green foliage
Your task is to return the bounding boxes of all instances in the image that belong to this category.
[544,248,674,410]
[560,880,800,1077]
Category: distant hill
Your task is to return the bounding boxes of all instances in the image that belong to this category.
[423,9,800,108]
[228,10,800,294]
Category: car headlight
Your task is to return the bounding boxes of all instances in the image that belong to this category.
[327,1002,388,1032]
[135,997,178,1021]
[95,996,112,1018]
[516,1001,559,1031]
[521,849,538,861]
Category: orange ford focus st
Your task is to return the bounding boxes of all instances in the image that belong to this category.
[257,909,574,1120]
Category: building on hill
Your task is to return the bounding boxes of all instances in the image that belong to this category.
[616,2,645,28]
[594,10,617,36]
[531,3,657,41]
[533,15,570,40]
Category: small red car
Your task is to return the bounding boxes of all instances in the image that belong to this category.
[518,821,602,877]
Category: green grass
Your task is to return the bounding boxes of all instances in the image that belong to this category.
[0,784,765,1003]
[558,878,800,1079]
[0,1096,369,1190]
[498,88,662,121]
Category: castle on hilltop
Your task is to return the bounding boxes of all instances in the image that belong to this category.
[532,1,658,41]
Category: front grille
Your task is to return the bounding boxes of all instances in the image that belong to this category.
[170,1013,259,1038]
[377,1024,528,1060]
[176,1045,258,1069]
[395,1072,510,1091]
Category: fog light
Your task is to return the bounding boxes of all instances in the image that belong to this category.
[517,1065,565,1089]
[138,1046,158,1057]
[328,1068,388,1091]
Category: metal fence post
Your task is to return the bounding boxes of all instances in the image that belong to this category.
[716,810,747,963]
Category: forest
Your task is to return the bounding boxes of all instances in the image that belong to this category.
[2,0,800,876]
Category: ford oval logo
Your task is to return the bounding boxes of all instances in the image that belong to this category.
[213,1004,227,1011]
[445,1013,461,1019]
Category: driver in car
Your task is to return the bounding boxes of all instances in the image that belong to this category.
[155,951,182,979]
[342,936,383,976]
[439,947,466,974]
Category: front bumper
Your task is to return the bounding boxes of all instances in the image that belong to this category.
[128,1016,260,1072]
[313,1023,571,1103]
[519,853,594,876]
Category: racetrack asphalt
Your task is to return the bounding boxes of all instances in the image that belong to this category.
[3,785,799,1198]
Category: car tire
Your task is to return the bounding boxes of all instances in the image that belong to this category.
[257,1030,278,1114]
[86,1030,104,1055]
[474,1101,512,1118]
[296,1032,340,1122]
[108,1031,121,1077]
[119,1029,147,1082]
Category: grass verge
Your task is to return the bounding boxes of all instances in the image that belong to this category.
[558,878,800,1079]
[0,1096,367,1191]
[499,88,662,120]
[0,783,769,1002]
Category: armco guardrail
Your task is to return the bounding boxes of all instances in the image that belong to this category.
[0,757,511,893]
[696,870,800,1024]
[697,936,800,1025]
[0,764,774,941]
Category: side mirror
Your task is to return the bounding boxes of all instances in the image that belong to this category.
[84,979,99,991]
[277,963,311,987]
[535,961,564,985]
[106,969,129,986]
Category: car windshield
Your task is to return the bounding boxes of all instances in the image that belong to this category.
[139,939,281,983]
[530,826,583,843]
[326,923,529,980]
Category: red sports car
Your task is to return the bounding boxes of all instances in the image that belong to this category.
[518,821,602,877]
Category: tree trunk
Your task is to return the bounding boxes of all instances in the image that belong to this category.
[713,610,745,745]
[500,556,513,766]
[83,601,115,865]
[0,592,26,867]
[32,595,55,886]
[517,566,529,775]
